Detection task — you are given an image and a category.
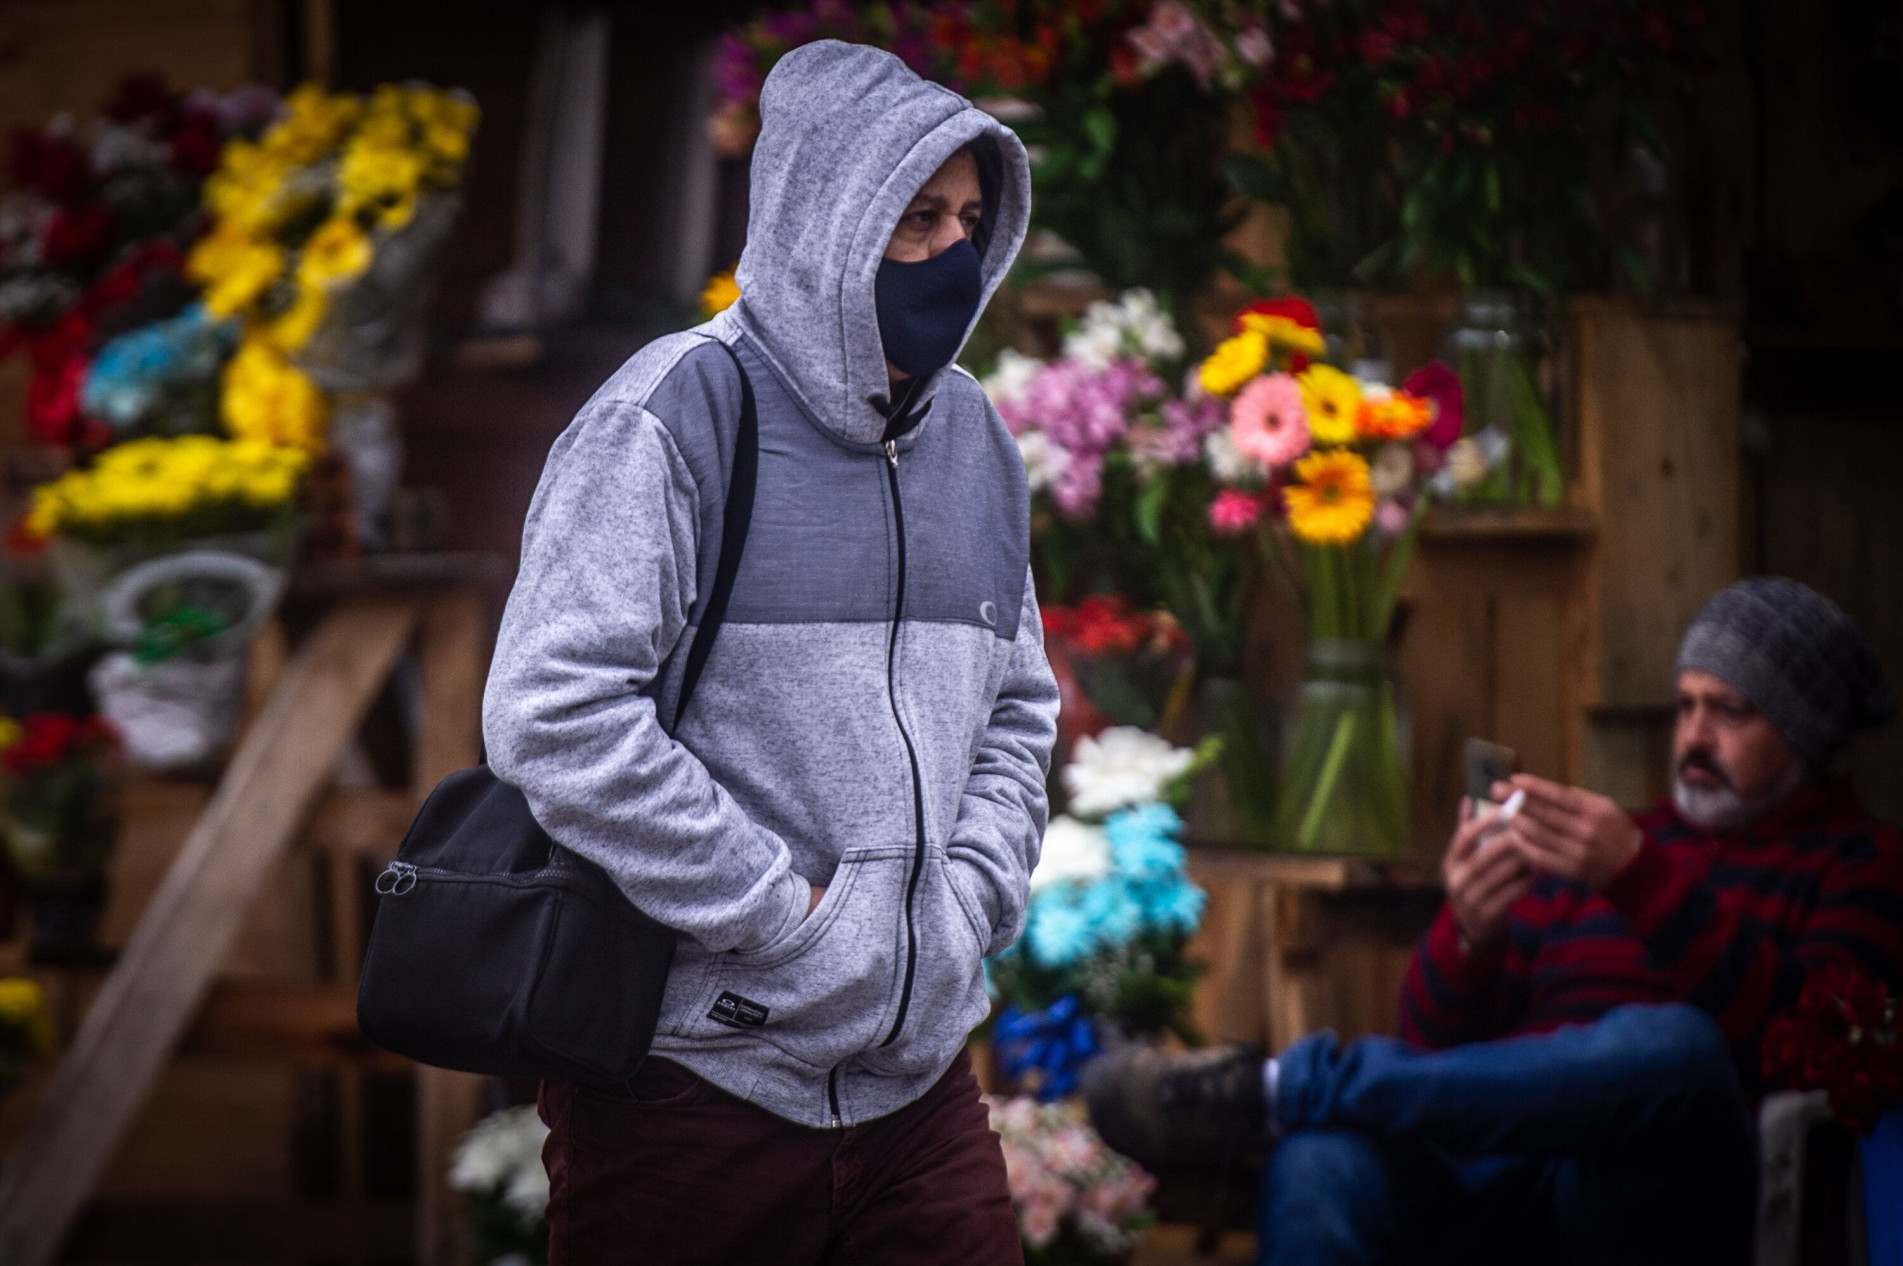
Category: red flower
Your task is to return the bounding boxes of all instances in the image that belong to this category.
[1405,362,1466,451]
[1358,29,1397,67]
[1233,296,1321,335]
[1271,26,1336,104]
[167,108,224,177]
[24,351,86,445]
[1762,962,1903,1134]
[42,204,113,269]
[1250,88,1283,149]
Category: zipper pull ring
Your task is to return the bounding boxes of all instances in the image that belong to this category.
[375,860,418,896]
[884,439,898,468]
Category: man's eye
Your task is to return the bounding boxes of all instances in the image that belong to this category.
[907,211,934,228]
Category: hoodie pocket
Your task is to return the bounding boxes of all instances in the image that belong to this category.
[857,850,991,1079]
[679,845,909,1071]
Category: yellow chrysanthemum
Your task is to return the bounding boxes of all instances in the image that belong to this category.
[1239,312,1328,361]
[297,218,373,291]
[262,83,362,166]
[222,338,329,452]
[1197,329,1269,398]
[1283,449,1376,545]
[25,437,308,543]
[0,718,19,751]
[338,140,425,229]
[1298,364,1364,446]
[700,268,740,318]
[263,283,328,353]
[0,977,52,1053]
[190,227,286,320]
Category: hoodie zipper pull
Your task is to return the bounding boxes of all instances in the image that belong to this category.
[884,439,899,469]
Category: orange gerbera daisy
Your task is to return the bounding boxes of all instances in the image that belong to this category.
[1358,386,1434,440]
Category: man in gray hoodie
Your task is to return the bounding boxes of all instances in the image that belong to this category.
[483,40,1058,1264]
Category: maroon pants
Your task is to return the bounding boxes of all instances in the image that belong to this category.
[538,1049,1022,1265]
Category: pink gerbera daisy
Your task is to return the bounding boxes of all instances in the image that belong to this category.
[1208,489,1264,535]
[1229,372,1310,468]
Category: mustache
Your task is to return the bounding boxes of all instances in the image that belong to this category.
[1677,749,1734,790]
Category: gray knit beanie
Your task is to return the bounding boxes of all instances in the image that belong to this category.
[1676,577,1897,767]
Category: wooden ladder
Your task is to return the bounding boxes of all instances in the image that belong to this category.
[0,560,497,1266]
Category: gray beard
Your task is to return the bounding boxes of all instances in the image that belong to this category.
[1673,760,1808,832]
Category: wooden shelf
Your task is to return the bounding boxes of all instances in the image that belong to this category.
[1420,505,1597,544]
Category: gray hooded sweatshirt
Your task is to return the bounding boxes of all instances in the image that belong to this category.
[483,40,1058,1129]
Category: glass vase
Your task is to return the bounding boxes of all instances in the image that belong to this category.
[1274,639,1408,856]
[1186,675,1277,847]
[1443,290,1564,507]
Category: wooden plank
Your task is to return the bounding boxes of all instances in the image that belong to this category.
[411,588,491,1266]
[0,595,421,1266]
[304,789,417,861]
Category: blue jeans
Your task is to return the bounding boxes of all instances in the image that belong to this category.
[1257,1004,1756,1266]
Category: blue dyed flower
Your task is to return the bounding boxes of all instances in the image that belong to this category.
[1107,807,1187,884]
[1025,889,1096,968]
[82,304,236,431]
[994,995,1099,1100]
[1078,876,1142,948]
[1134,874,1207,934]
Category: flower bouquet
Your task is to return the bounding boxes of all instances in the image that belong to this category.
[988,726,1212,1098]
[186,81,477,545]
[1194,296,1467,854]
[0,712,124,960]
[990,1095,1155,1264]
[994,290,1320,840]
[1039,595,1190,757]
[0,75,274,451]
[1761,962,1903,1259]
[448,1104,550,1266]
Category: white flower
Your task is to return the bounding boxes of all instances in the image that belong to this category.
[1064,726,1195,818]
[982,348,1043,408]
[1443,436,1491,491]
[1062,288,1184,369]
[1016,430,1071,494]
[1062,318,1124,372]
[1203,428,1264,486]
[448,1105,549,1205]
[1370,441,1415,497]
[1030,815,1112,893]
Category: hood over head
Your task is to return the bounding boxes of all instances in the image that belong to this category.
[732,40,1032,447]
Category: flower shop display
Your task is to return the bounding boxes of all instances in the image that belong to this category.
[988,1094,1155,1264]
[87,549,285,771]
[1760,962,1903,1258]
[187,81,478,546]
[0,977,54,1091]
[449,1104,550,1266]
[1040,594,1190,750]
[714,1,1273,328]
[989,726,1212,1099]
[0,712,124,961]
[0,75,275,451]
[1194,294,1466,854]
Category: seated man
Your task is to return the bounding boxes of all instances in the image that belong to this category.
[1088,577,1903,1265]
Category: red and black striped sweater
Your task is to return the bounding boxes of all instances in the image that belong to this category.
[1398,781,1903,1085]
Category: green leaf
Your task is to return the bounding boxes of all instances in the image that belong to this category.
[1134,475,1170,546]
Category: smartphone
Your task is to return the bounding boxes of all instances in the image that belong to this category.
[1465,738,1519,811]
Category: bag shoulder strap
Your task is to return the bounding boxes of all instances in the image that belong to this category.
[670,337,758,732]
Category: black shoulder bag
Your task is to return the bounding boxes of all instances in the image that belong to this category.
[357,340,758,1083]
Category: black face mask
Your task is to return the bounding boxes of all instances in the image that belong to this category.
[874,237,983,379]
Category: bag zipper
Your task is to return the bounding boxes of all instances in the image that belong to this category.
[878,438,927,1051]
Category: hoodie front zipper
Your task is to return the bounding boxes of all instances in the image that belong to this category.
[879,438,928,1051]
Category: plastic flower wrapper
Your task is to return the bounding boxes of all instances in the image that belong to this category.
[450,1104,551,1266]
[987,1094,1155,1260]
